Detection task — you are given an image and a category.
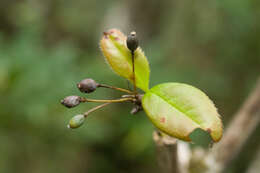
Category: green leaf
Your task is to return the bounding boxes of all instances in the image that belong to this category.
[142,83,223,142]
[100,29,150,92]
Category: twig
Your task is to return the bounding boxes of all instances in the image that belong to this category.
[83,103,111,118]
[131,51,137,94]
[212,77,260,170]
[98,84,134,94]
[80,97,134,103]
[246,147,260,173]
[153,131,180,173]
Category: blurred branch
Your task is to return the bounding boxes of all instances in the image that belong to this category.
[191,77,260,173]
[246,147,260,173]
[212,77,260,171]
[153,131,180,173]
[177,141,191,173]
[101,1,130,32]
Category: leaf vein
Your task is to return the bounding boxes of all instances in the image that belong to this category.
[150,91,201,126]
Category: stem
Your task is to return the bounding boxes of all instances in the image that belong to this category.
[98,84,134,94]
[84,103,111,117]
[131,51,137,94]
[80,97,133,103]
[153,131,180,173]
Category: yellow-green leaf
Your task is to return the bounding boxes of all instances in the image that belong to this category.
[100,29,150,92]
[142,83,223,142]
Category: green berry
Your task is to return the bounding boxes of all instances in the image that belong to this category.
[68,114,85,129]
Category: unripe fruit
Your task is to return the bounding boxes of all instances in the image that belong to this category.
[127,31,139,52]
[77,78,99,93]
[68,114,85,129]
[61,96,81,108]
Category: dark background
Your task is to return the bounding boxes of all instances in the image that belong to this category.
[0,0,259,172]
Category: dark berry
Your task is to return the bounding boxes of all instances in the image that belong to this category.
[77,78,99,93]
[61,96,81,108]
[127,31,139,53]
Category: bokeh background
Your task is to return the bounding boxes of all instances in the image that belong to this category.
[0,0,259,173]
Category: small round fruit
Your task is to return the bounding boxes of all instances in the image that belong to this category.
[77,78,99,93]
[68,114,85,129]
[61,96,81,108]
[127,31,139,52]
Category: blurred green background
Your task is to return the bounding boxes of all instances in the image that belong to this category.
[0,0,259,173]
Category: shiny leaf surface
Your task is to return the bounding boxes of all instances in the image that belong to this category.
[142,83,223,142]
